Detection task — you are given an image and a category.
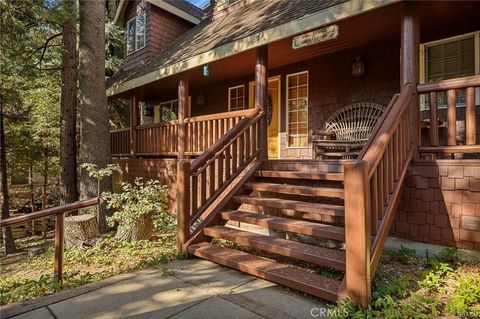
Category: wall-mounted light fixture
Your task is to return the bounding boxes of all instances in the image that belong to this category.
[196,93,206,106]
[203,64,209,77]
[352,56,365,77]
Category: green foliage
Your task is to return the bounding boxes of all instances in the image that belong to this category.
[445,276,480,318]
[102,178,174,233]
[81,163,121,181]
[419,261,456,292]
[0,234,176,305]
[330,246,479,319]
[385,245,417,264]
[105,20,124,76]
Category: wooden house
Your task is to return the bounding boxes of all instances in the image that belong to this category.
[107,0,480,306]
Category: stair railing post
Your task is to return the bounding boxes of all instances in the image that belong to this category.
[177,159,190,254]
[130,93,138,158]
[343,160,371,307]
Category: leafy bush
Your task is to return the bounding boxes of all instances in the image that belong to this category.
[102,178,174,234]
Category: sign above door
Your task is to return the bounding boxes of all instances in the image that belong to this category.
[292,25,339,49]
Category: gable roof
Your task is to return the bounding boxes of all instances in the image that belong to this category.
[107,0,397,96]
[113,0,203,26]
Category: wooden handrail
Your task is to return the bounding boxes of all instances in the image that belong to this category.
[190,107,260,172]
[360,83,415,177]
[417,75,480,93]
[184,108,253,123]
[110,127,130,133]
[0,197,100,283]
[0,197,100,227]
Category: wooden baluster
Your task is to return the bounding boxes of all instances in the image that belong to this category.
[232,139,238,172]
[429,92,438,148]
[201,169,207,206]
[382,155,388,212]
[371,170,378,236]
[176,159,190,254]
[209,160,216,198]
[212,119,217,146]
[344,161,371,308]
[466,87,476,145]
[377,158,386,219]
[225,147,231,180]
[394,132,399,181]
[54,214,64,282]
[191,174,198,214]
[388,142,394,194]
[202,121,207,151]
[217,153,224,189]
[245,126,251,158]
[447,89,457,147]
[239,131,245,166]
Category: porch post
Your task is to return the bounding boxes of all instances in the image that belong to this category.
[178,78,189,160]
[401,1,420,156]
[130,93,138,158]
[255,45,268,160]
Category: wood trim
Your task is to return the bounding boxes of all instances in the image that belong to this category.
[417,75,480,93]
[418,145,480,153]
[107,0,398,96]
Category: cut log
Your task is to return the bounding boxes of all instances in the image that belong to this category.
[64,214,100,248]
[114,213,153,241]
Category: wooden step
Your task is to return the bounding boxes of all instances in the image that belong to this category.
[255,170,344,181]
[221,211,345,241]
[188,242,341,302]
[245,182,344,199]
[233,196,344,217]
[204,226,345,271]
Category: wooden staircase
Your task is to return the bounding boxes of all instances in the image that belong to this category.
[178,85,416,306]
[188,161,348,302]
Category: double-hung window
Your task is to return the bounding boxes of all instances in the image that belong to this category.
[126,11,146,55]
[228,85,245,111]
[420,32,480,110]
[286,71,308,148]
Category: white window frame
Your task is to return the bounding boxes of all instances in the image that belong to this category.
[228,85,245,111]
[419,31,480,110]
[126,11,146,56]
[286,71,309,149]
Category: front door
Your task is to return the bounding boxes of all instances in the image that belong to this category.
[249,76,280,159]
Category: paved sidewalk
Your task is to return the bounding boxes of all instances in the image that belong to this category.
[4,259,329,319]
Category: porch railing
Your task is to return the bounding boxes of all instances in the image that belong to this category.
[177,107,263,252]
[111,128,130,156]
[111,109,253,157]
[417,75,480,157]
[0,198,100,282]
[343,83,415,306]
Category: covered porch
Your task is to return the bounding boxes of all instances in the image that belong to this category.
[109,0,480,161]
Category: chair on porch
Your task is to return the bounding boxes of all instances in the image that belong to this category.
[310,102,385,159]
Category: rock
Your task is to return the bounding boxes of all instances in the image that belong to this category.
[28,247,46,258]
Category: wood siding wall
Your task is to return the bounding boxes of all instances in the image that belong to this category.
[394,160,480,250]
[122,1,194,72]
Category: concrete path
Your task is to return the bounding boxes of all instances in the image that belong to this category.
[4,259,329,319]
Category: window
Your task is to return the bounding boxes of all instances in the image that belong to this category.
[228,85,245,111]
[421,32,479,109]
[154,100,178,123]
[286,71,308,148]
[126,12,146,55]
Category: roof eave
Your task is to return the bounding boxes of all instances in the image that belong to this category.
[113,0,201,27]
[107,0,399,97]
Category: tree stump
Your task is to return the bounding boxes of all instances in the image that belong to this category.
[114,213,153,241]
[64,214,100,248]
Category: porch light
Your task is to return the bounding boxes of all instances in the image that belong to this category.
[352,56,365,77]
[203,64,209,77]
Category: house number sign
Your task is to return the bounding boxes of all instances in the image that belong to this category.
[292,25,339,49]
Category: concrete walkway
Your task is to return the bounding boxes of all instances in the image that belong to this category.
[4,259,329,319]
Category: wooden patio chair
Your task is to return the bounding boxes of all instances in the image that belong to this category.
[310,102,385,159]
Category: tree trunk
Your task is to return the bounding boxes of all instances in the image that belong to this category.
[115,214,153,241]
[60,0,79,207]
[41,148,48,237]
[79,0,112,234]
[64,214,100,248]
[0,103,17,254]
